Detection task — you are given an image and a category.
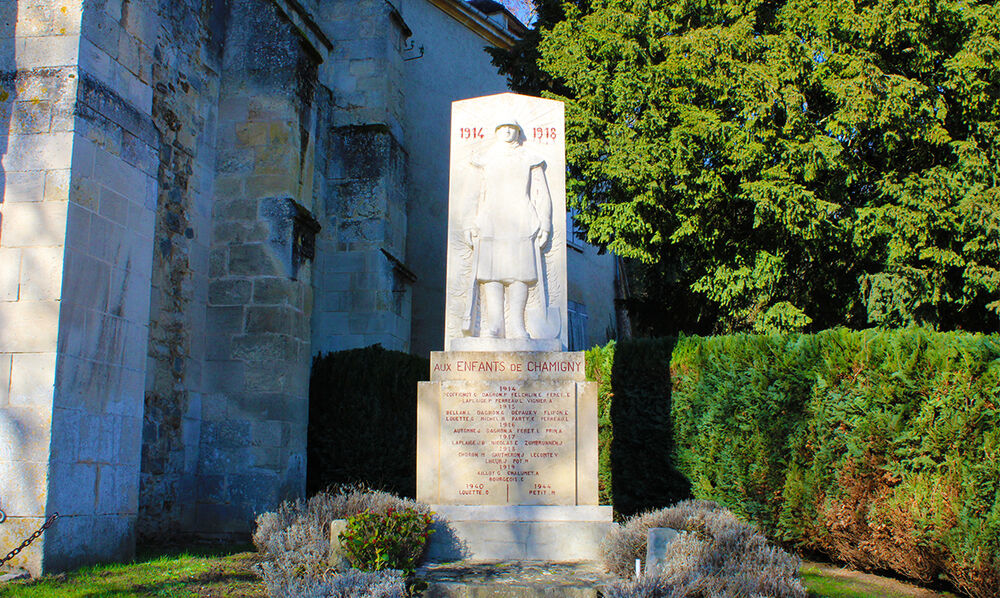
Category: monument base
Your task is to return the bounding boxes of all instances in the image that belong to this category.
[426,505,615,562]
[449,337,561,352]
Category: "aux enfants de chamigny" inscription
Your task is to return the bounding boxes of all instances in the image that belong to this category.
[431,353,583,506]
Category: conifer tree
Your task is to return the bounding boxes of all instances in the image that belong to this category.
[492,0,1000,333]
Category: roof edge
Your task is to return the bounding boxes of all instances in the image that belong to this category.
[426,0,520,49]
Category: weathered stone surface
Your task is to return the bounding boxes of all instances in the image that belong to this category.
[209,280,252,306]
[417,560,617,598]
[645,527,680,576]
[425,508,614,562]
[418,351,608,560]
[328,519,351,570]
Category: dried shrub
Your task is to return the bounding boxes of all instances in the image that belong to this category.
[603,574,673,598]
[601,500,807,598]
[258,562,406,598]
[601,499,724,577]
[253,485,430,597]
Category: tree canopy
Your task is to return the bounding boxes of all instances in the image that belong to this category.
[490,0,1000,333]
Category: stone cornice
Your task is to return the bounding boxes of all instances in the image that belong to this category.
[426,0,520,49]
[269,0,334,59]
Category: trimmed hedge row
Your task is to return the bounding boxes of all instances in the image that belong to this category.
[305,331,998,596]
[670,328,1000,598]
[307,345,428,497]
[584,342,615,505]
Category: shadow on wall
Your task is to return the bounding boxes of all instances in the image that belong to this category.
[0,0,16,523]
[1,1,14,207]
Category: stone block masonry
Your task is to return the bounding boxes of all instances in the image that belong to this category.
[138,0,225,541]
[196,0,322,537]
[1,0,326,571]
[0,0,157,574]
[1,0,560,576]
[310,0,414,355]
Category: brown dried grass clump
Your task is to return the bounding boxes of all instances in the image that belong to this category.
[601,500,807,598]
[817,458,998,598]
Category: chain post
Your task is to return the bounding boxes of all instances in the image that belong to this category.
[0,513,59,569]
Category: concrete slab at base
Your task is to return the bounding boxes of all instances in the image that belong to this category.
[419,561,616,598]
[426,519,616,562]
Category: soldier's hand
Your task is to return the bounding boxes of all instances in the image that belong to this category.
[465,228,479,247]
[536,230,550,248]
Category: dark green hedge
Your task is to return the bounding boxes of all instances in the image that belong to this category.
[306,332,999,596]
[586,339,692,513]
[307,345,428,497]
[585,342,615,505]
[606,338,691,516]
[671,328,1000,598]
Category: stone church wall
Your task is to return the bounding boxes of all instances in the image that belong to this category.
[196,0,320,537]
[139,0,225,541]
[310,0,413,355]
[394,0,512,356]
[1,0,159,572]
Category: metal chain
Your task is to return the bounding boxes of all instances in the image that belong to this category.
[0,514,58,568]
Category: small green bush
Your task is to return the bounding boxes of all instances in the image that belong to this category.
[338,508,434,574]
[253,485,430,596]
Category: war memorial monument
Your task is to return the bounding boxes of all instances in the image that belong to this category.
[417,93,613,560]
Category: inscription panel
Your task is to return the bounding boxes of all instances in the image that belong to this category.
[431,351,585,382]
[439,380,577,505]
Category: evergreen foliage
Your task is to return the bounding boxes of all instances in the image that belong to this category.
[670,328,1000,597]
[307,346,429,496]
[585,341,616,504]
[492,0,1000,333]
[609,338,691,515]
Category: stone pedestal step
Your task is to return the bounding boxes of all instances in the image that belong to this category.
[427,517,615,561]
[418,561,616,598]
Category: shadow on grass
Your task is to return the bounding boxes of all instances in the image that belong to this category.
[801,561,961,598]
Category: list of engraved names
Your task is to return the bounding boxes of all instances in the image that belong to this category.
[439,380,577,505]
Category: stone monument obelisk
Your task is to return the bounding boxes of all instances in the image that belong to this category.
[417,93,613,561]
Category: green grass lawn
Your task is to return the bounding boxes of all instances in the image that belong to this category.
[0,545,266,598]
[802,561,959,598]
[0,549,960,597]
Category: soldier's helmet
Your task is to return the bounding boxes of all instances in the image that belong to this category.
[494,118,522,133]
